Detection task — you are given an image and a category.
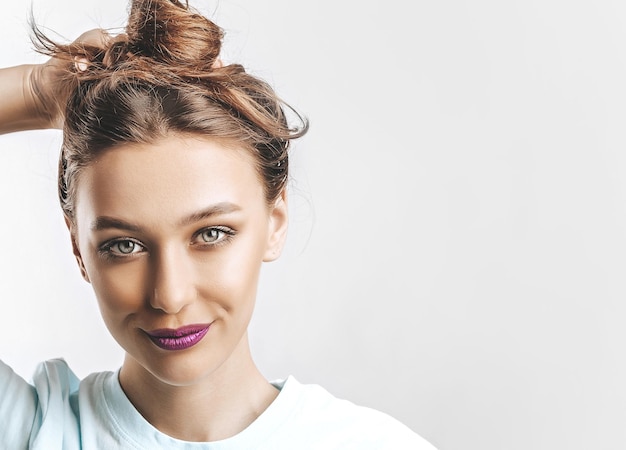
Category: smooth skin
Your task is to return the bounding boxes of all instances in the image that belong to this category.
[67,134,289,441]
[0,28,287,442]
[0,64,51,133]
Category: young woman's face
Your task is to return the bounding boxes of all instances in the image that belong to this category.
[69,134,287,386]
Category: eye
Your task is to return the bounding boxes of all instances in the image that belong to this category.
[200,228,222,243]
[193,227,234,246]
[101,239,145,258]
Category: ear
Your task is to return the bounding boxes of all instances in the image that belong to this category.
[263,189,289,262]
[64,215,91,283]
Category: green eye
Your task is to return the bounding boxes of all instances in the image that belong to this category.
[114,240,137,254]
[193,227,235,247]
[200,228,222,243]
[103,239,144,257]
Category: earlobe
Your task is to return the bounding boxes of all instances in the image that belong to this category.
[64,216,91,284]
[263,190,289,262]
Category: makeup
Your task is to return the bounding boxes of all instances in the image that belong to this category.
[146,324,210,351]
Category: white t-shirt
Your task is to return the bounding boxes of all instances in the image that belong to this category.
[0,359,436,449]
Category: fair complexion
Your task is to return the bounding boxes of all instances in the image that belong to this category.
[0,29,111,134]
[67,133,288,442]
[0,64,50,133]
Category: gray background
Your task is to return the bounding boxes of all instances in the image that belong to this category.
[2,0,626,448]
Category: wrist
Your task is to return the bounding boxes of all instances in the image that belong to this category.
[0,65,51,134]
[23,63,61,130]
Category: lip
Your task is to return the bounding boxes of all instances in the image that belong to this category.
[145,324,211,351]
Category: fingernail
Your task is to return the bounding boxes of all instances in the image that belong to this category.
[74,57,89,72]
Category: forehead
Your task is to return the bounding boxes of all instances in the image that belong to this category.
[74,135,265,226]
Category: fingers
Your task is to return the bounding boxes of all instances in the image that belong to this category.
[73,57,89,72]
[71,29,129,72]
[73,28,114,48]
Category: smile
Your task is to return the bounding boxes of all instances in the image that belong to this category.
[145,324,211,351]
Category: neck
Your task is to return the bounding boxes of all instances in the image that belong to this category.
[118,333,278,442]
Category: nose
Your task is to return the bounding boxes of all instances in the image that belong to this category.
[148,246,195,314]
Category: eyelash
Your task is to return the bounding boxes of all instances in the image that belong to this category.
[98,226,236,261]
[192,226,235,248]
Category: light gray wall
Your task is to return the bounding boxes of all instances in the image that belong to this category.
[2,0,626,449]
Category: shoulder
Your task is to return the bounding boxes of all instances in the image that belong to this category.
[269,376,436,449]
[30,360,130,449]
[0,358,84,449]
[31,358,81,396]
[0,359,38,448]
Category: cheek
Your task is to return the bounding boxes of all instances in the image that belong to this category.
[218,233,266,292]
[191,234,267,318]
[87,258,149,318]
[193,252,262,314]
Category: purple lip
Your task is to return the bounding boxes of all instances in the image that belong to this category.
[145,324,210,351]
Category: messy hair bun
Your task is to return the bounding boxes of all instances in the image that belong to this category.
[126,0,222,67]
[31,0,308,219]
[102,0,223,73]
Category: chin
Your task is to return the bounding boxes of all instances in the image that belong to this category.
[170,351,232,384]
[122,346,228,388]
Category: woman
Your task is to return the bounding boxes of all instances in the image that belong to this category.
[0,0,436,448]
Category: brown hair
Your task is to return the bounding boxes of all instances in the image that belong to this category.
[32,0,308,220]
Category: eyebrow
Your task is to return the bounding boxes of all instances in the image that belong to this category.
[90,202,241,232]
[90,216,141,232]
[177,202,241,226]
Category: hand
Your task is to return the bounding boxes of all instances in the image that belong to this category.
[27,28,113,130]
